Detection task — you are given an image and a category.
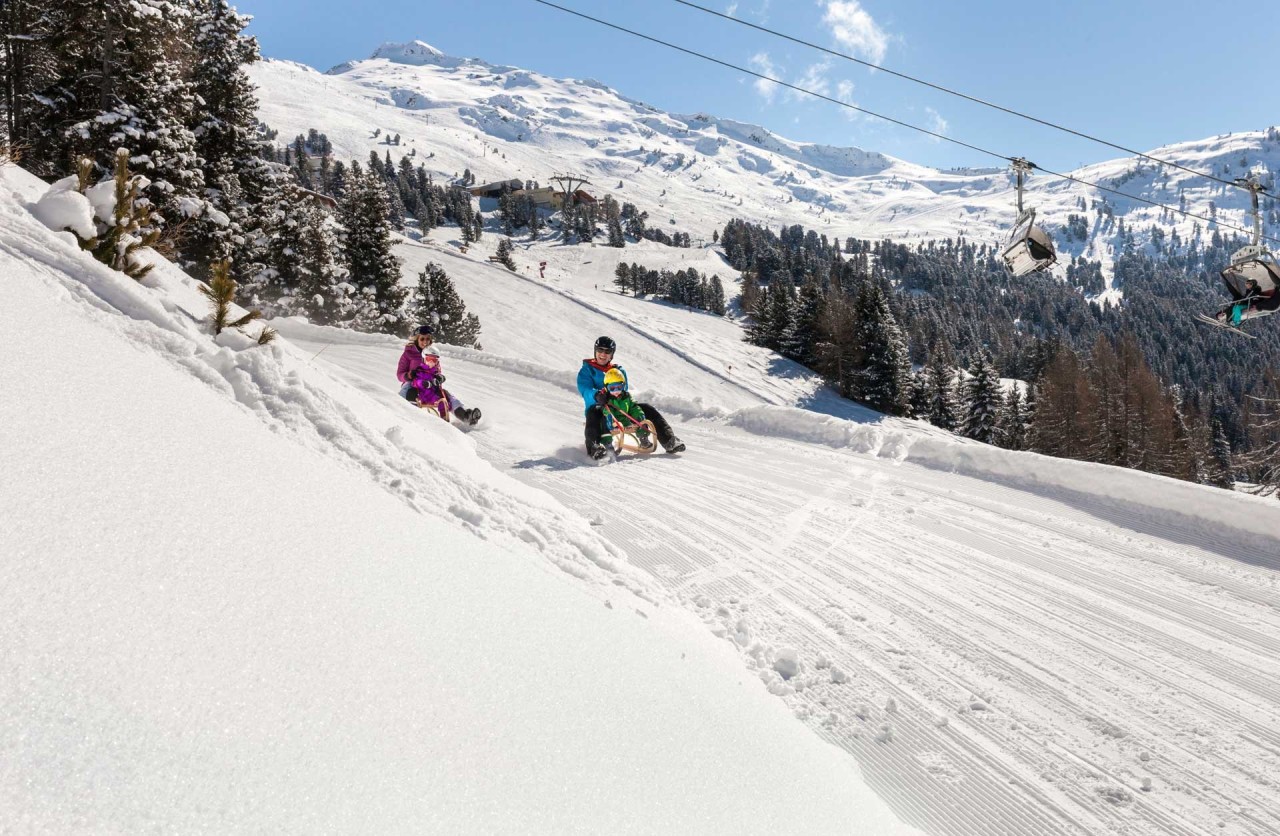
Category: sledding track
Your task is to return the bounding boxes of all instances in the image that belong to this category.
[299,331,1280,836]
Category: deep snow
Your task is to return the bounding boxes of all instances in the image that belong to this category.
[0,164,921,834]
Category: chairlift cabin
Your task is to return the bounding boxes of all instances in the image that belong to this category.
[1000,158,1057,278]
[1222,244,1280,297]
[1220,179,1280,296]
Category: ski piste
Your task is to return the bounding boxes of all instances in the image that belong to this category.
[1194,312,1259,338]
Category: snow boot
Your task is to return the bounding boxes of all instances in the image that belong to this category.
[455,406,481,426]
[662,436,686,454]
[586,441,609,460]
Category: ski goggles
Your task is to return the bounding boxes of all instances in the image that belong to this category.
[606,384,626,394]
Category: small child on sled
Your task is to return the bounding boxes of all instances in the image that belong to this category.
[598,368,654,451]
[403,348,480,425]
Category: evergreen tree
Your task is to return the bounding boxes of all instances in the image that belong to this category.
[909,367,933,421]
[184,0,266,275]
[1208,415,1234,489]
[288,199,352,326]
[495,236,516,271]
[813,291,859,397]
[613,262,632,295]
[851,282,911,416]
[33,1,205,235]
[926,351,959,431]
[410,262,482,348]
[961,351,1004,444]
[708,275,727,316]
[1001,386,1028,451]
[0,1,59,156]
[1031,349,1098,460]
[607,215,625,247]
[781,280,824,366]
[339,167,406,333]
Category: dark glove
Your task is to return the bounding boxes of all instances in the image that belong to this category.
[594,388,609,405]
[436,373,446,384]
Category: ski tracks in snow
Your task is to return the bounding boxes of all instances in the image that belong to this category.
[473,412,1280,836]
[302,330,1280,836]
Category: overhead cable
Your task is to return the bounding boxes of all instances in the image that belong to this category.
[670,0,1278,203]
[530,0,1280,246]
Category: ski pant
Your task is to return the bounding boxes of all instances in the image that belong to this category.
[585,403,676,449]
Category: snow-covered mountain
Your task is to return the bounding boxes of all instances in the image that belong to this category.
[251,40,1280,293]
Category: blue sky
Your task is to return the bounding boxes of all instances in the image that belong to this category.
[242,0,1280,173]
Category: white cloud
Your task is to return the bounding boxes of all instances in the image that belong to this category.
[836,79,861,120]
[925,106,949,139]
[786,59,833,103]
[822,1,889,64]
[749,52,782,104]
[725,2,739,16]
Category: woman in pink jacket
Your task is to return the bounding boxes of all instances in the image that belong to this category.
[397,325,480,425]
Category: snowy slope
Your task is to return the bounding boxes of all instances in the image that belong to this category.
[250,43,1280,295]
[262,211,1280,836]
[0,165,924,834]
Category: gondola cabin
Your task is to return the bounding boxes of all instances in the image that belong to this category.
[1000,209,1057,278]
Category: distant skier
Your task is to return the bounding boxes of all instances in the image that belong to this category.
[397,325,481,425]
[577,335,684,459]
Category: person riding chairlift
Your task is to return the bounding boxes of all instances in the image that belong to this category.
[1218,272,1280,326]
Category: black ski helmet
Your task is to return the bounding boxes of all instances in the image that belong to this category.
[415,324,434,337]
[594,336,616,353]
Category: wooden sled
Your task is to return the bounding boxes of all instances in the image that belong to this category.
[604,404,658,455]
[417,388,452,421]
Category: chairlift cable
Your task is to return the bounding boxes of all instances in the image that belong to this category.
[531,0,1280,247]
[669,0,1280,204]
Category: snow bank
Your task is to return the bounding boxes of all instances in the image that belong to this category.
[907,434,1280,561]
[0,164,921,834]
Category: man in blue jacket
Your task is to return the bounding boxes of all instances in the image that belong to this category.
[578,335,685,460]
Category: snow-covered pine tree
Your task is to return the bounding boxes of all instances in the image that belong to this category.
[70,149,161,279]
[708,275,726,316]
[1001,385,1028,450]
[1208,415,1234,489]
[813,291,859,398]
[288,199,352,326]
[339,167,406,333]
[184,0,267,277]
[34,1,205,238]
[495,237,516,271]
[0,0,59,156]
[960,351,1004,444]
[781,280,824,367]
[909,367,933,421]
[410,262,482,348]
[926,351,959,431]
[613,262,632,295]
[851,282,911,416]
[607,215,625,247]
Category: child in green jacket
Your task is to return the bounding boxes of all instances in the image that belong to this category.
[600,368,654,450]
